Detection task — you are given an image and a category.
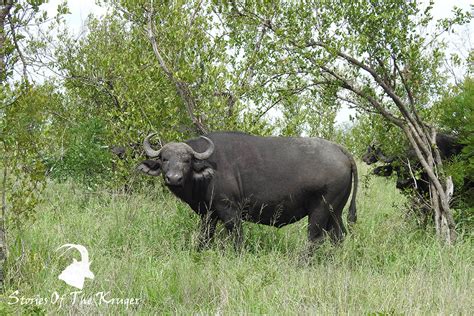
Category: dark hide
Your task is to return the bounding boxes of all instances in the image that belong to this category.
[436,133,463,159]
[362,145,394,165]
[137,159,162,176]
[373,165,394,177]
[138,132,358,252]
[363,133,463,195]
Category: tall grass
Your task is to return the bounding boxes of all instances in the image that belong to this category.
[1,166,472,314]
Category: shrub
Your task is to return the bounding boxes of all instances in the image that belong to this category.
[46,118,113,189]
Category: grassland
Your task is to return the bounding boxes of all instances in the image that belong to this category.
[0,166,472,314]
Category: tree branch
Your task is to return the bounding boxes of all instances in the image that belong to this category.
[240,22,268,89]
[403,126,452,215]
[214,90,236,118]
[0,1,13,82]
[374,55,394,89]
[253,81,330,123]
[316,43,434,161]
[7,13,28,82]
[305,41,425,128]
[317,64,404,126]
[147,8,207,134]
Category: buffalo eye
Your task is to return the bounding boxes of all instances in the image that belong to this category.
[184,158,191,164]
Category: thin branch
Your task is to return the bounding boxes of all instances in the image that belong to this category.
[257,70,310,89]
[319,42,409,110]
[147,7,207,134]
[214,91,236,118]
[67,74,121,110]
[241,23,268,89]
[336,95,360,109]
[406,158,418,190]
[304,41,427,132]
[7,13,29,82]
[317,64,404,126]
[374,55,394,89]
[1,160,8,254]
[393,57,414,106]
[392,57,432,143]
[49,111,76,125]
[253,81,330,122]
[0,1,13,82]
[336,94,377,114]
[311,43,434,161]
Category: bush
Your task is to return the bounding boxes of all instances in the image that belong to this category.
[434,77,474,231]
[46,118,113,189]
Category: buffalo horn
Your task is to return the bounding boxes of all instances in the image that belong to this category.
[143,133,162,158]
[192,136,214,160]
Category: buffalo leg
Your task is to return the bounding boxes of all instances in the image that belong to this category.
[327,198,348,244]
[327,214,346,244]
[304,202,330,257]
[308,209,329,245]
[224,217,243,252]
[217,206,243,252]
[197,213,218,251]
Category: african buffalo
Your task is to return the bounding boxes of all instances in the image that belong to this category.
[362,133,463,193]
[362,145,394,165]
[138,132,358,253]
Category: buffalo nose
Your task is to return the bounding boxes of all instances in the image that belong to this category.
[165,173,183,185]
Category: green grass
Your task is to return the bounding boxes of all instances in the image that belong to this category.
[1,166,473,314]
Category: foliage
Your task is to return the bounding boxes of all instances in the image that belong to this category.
[434,77,474,229]
[55,15,189,141]
[338,113,407,158]
[0,84,60,227]
[0,1,472,311]
[0,2,70,289]
[49,10,276,186]
[435,77,474,179]
[46,118,113,189]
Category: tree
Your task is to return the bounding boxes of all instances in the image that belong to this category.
[434,77,474,230]
[0,0,67,288]
[98,0,242,136]
[212,0,471,243]
[101,0,341,139]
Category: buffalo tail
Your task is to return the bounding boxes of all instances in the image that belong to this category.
[338,145,358,223]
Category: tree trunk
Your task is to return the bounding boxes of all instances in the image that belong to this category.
[1,1,13,81]
[402,125,457,244]
[0,166,7,290]
[0,0,13,291]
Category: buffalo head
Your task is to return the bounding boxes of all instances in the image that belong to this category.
[362,145,395,165]
[137,133,215,187]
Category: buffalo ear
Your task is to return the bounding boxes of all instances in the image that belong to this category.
[192,159,215,181]
[137,159,162,176]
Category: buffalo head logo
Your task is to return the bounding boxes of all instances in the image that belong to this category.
[57,244,94,290]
